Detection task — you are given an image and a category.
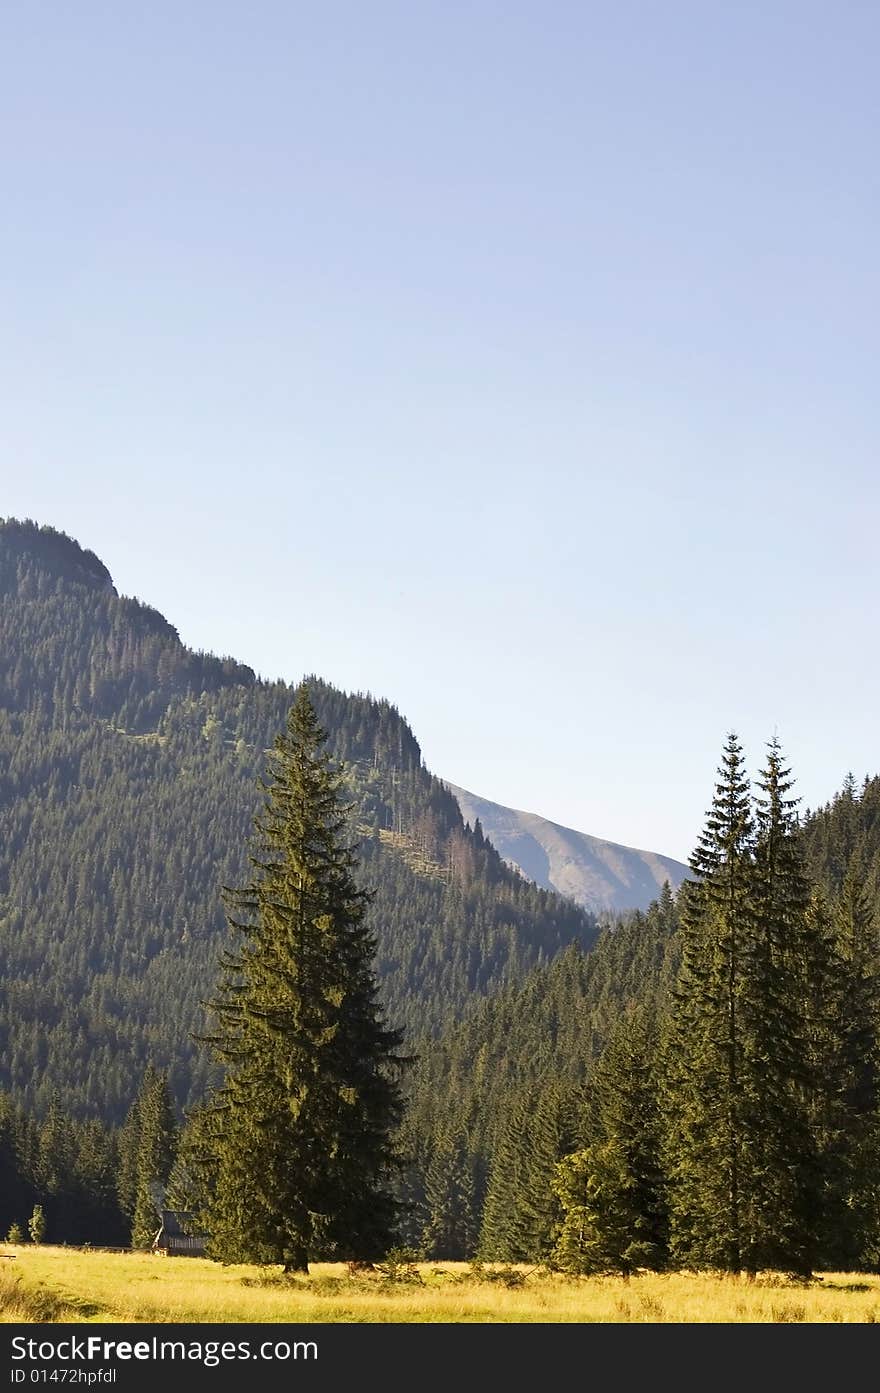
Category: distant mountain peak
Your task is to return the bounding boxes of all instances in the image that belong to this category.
[445,783,688,914]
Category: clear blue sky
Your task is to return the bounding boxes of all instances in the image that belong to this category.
[3,2,878,862]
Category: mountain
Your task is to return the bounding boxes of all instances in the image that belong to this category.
[446,783,688,913]
[0,519,597,1120]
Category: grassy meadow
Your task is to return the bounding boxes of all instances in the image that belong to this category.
[1,1246,879,1323]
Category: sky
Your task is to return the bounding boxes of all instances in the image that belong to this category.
[2,1,878,863]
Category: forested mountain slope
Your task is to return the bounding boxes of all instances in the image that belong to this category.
[0,519,596,1120]
[802,772,880,908]
[398,766,880,1259]
[397,886,680,1255]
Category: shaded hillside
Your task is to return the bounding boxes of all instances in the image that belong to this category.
[0,519,596,1120]
[398,769,880,1258]
[397,886,680,1254]
[406,762,880,1183]
[447,783,688,913]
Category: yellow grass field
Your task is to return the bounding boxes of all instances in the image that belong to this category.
[1,1246,879,1323]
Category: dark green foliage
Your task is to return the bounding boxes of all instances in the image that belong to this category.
[551,1006,667,1274]
[399,894,680,1262]
[833,867,880,1266]
[0,1088,127,1246]
[116,1095,142,1225]
[478,1092,534,1261]
[514,1084,580,1261]
[2,520,879,1267]
[665,736,758,1271]
[747,740,820,1272]
[552,1143,655,1276]
[805,874,880,1270]
[0,1091,36,1241]
[479,1082,577,1262]
[799,773,880,1268]
[130,1068,179,1247]
[662,736,880,1276]
[407,894,680,1181]
[802,773,880,912]
[419,1127,480,1260]
[0,519,596,1123]
[194,687,407,1270]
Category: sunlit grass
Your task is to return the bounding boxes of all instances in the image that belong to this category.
[1,1245,878,1323]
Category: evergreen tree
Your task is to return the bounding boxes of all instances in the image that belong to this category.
[516,1083,579,1261]
[746,738,819,1273]
[28,1204,45,1244]
[834,865,880,1267]
[131,1068,178,1248]
[73,1119,125,1246]
[552,1008,667,1274]
[0,518,598,1123]
[116,1093,142,1225]
[478,1093,532,1260]
[0,1092,34,1239]
[813,867,880,1269]
[421,1126,478,1260]
[194,685,406,1271]
[665,734,848,1275]
[664,733,756,1272]
[37,1093,73,1199]
[552,1141,651,1276]
[477,1081,575,1262]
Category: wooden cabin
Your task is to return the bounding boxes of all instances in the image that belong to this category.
[150,1210,207,1257]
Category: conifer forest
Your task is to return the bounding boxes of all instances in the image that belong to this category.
[1,518,879,1277]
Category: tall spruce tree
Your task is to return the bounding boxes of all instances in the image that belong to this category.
[746,738,818,1273]
[116,1092,143,1228]
[478,1093,532,1260]
[194,685,406,1271]
[131,1068,179,1248]
[516,1082,579,1261]
[665,734,839,1275]
[664,733,755,1272]
[421,1126,479,1260]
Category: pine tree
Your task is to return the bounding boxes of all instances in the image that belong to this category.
[421,1126,478,1260]
[0,1093,34,1240]
[517,1082,579,1261]
[664,732,756,1272]
[194,685,406,1271]
[478,1094,532,1260]
[552,1008,667,1274]
[745,738,818,1273]
[131,1069,178,1248]
[665,734,845,1275]
[37,1093,73,1198]
[552,1142,649,1276]
[116,1093,142,1225]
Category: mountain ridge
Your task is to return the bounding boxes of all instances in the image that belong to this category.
[447,782,688,914]
[0,517,597,1119]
